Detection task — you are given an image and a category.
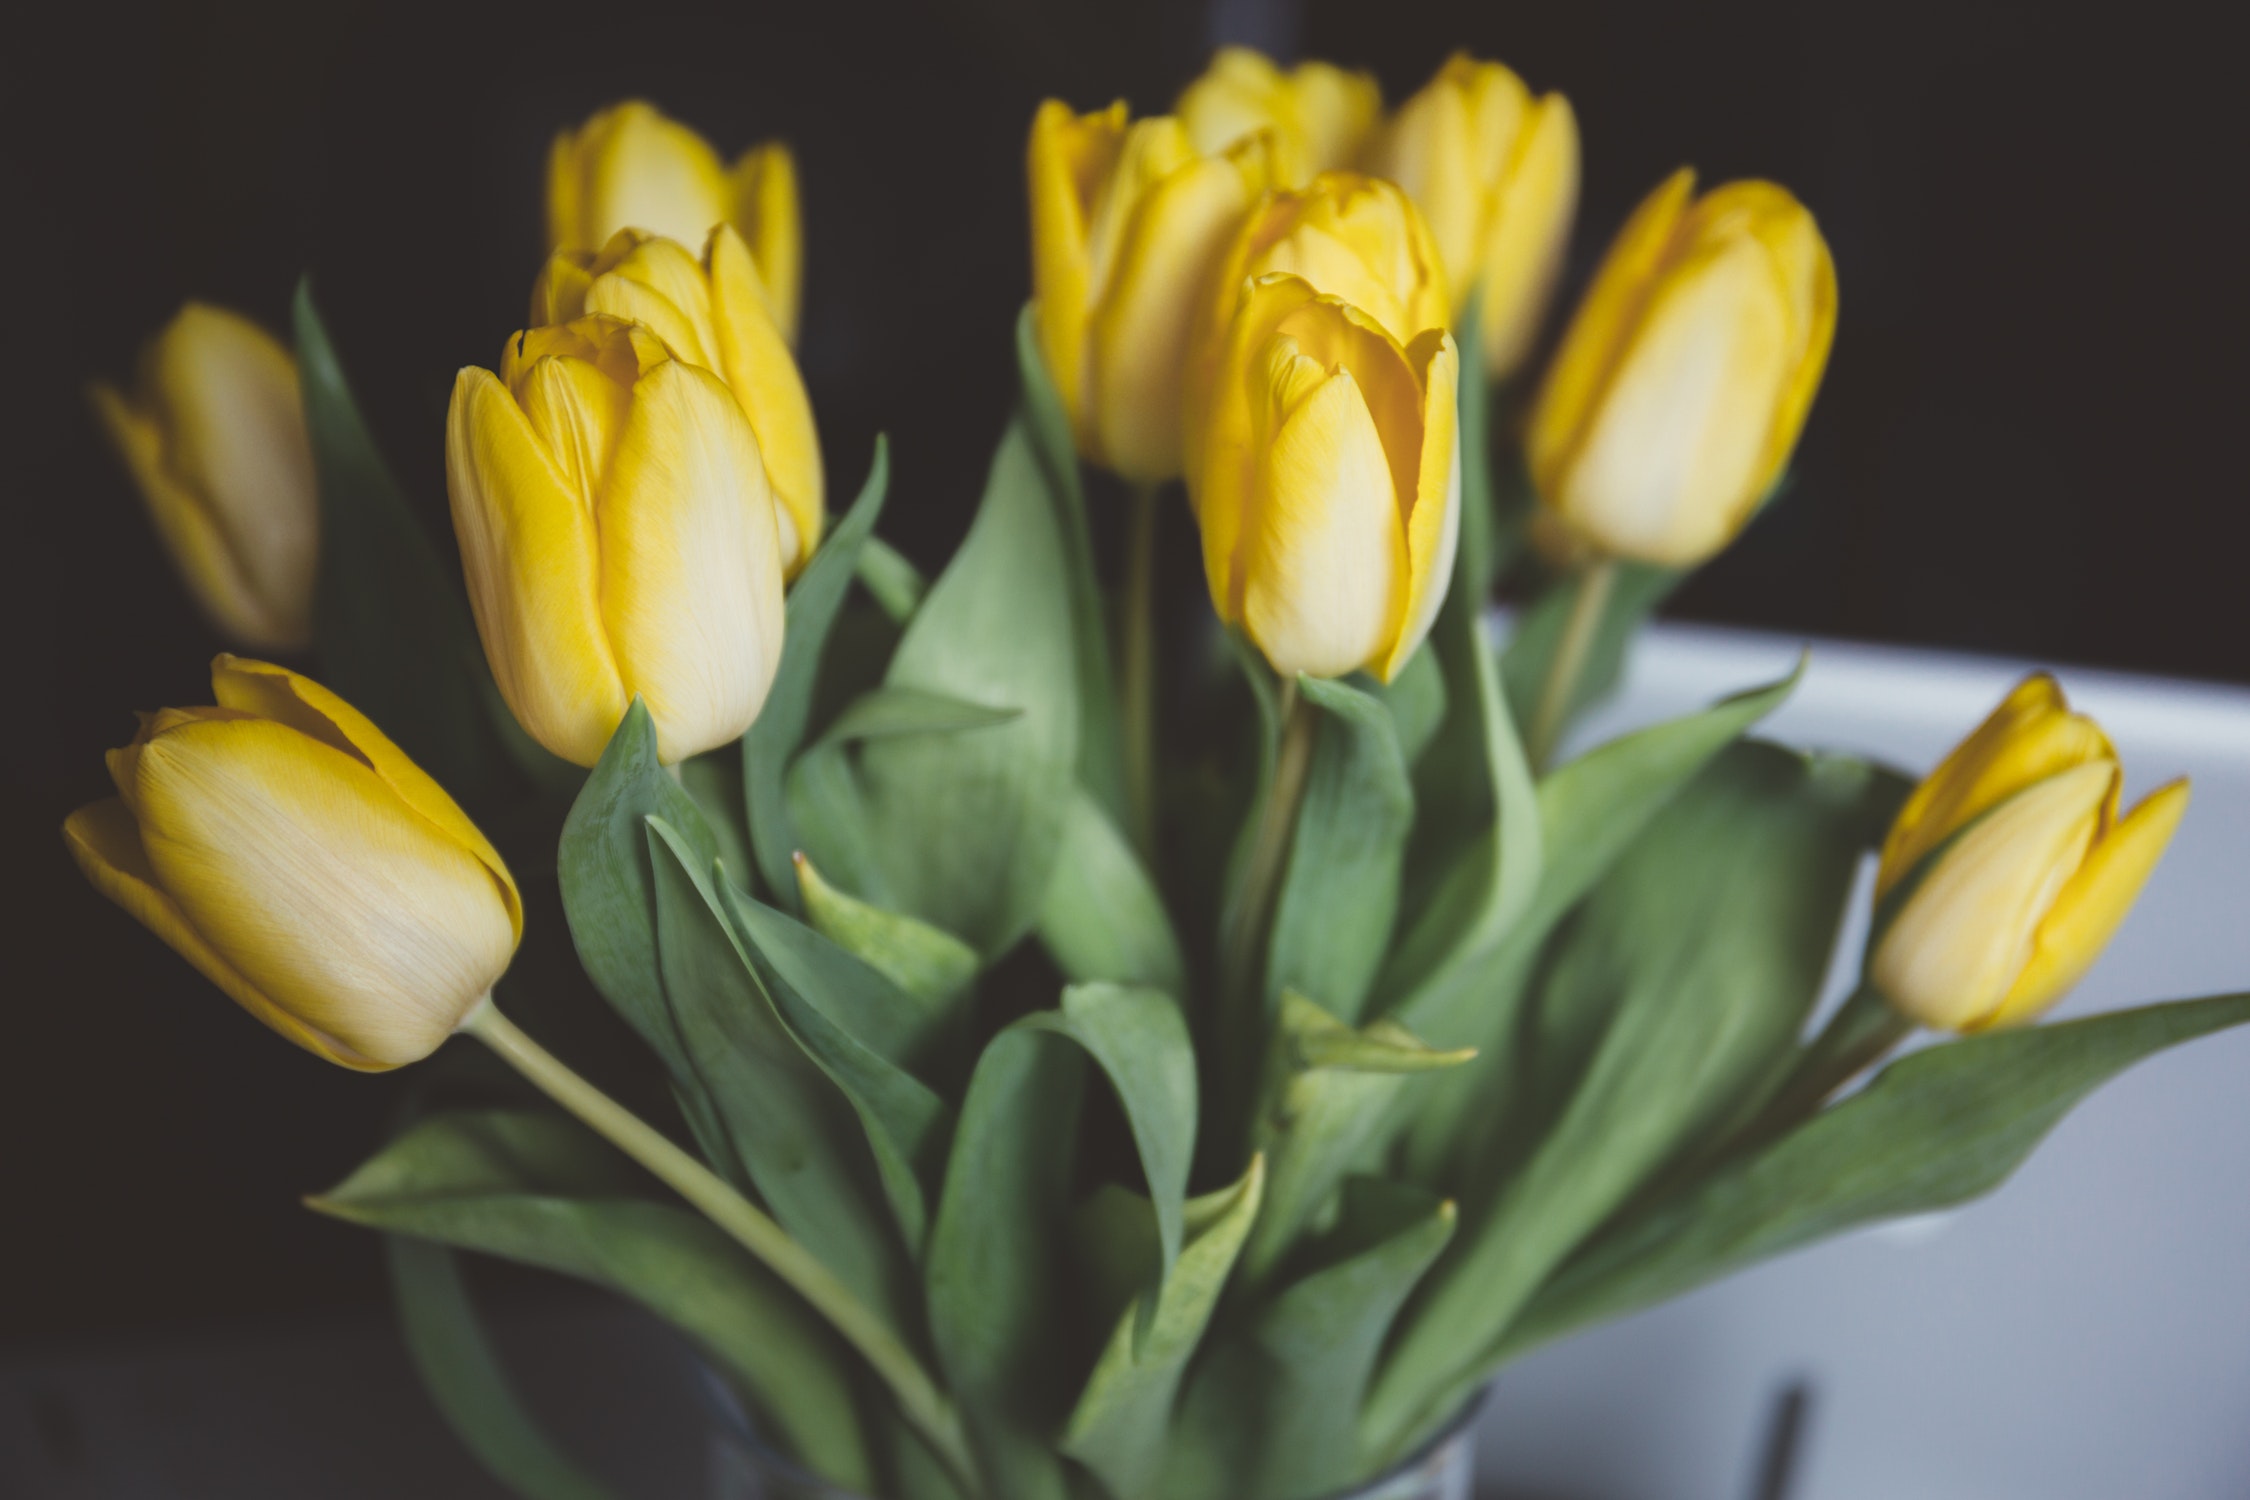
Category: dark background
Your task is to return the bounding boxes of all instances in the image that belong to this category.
[5,0,2243,1345]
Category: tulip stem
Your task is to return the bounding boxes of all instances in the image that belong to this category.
[1122,482,1161,859]
[459,999,975,1488]
[1528,558,1617,771]
[1219,679,1319,1022]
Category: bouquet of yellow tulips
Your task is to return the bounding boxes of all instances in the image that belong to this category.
[71,49,2244,1500]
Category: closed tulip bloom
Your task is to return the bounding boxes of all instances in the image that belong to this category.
[1176,46,1380,188]
[1527,170,1836,568]
[534,225,823,576]
[1193,274,1459,681]
[1026,100,1275,481]
[1368,53,1580,378]
[63,656,522,1070]
[89,304,317,652]
[1184,172,1449,481]
[447,314,785,767]
[547,101,801,345]
[1871,675,2189,1032]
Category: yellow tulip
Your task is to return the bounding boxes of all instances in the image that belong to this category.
[534,225,823,576]
[1192,273,1459,682]
[547,100,802,345]
[1870,675,2189,1032]
[1526,169,1836,568]
[1026,100,1275,482]
[1367,53,1580,378]
[89,303,317,652]
[446,314,786,768]
[1176,46,1380,188]
[1184,171,1449,481]
[63,656,522,1071]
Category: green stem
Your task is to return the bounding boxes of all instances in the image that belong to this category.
[460,1000,974,1486]
[1122,482,1160,860]
[1760,983,1914,1132]
[1219,679,1318,1015]
[1526,557,1617,772]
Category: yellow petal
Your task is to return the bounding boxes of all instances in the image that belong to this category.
[600,360,785,763]
[530,249,597,327]
[1241,342,1405,679]
[445,366,629,768]
[582,233,720,369]
[1871,762,2115,1031]
[1381,328,1461,682]
[1877,674,2115,897]
[206,655,521,941]
[569,100,734,253]
[64,797,384,1070]
[1027,99,1129,452]
[1180,48,1378,187]
[707,224,825,576]
[1194,273,1326,623]
[547,127,586,254]
[1476,92,1580,378]
[1988,779,2190,1027]
[125,718,518,1067]
[730,141,802,344]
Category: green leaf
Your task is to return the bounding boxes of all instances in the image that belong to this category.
[1498,561,1682,743]
[787,741,893,907]
[857,532,929,625]
[314,1111,873,1490]
[1366,741,1879,1460]
[643,819,915,1335]
[677,744,753,886]
[858,418,1082,957]
[1504,988,2250,1362]
[1372,648,1448,769]
[797,853,981,1011]
[746,440,890,909]
[1037,790,1188,994]
[1060,1157,1265,1500]
[926,1023,1089,1500]
[1024,984,1198,1276]
[385,1237,615,1500]
[812,685,1022,749]
[1014,303,1126,826]
[1268,675,1415,1024]
[293,280,516,800]
[1453,291,1501,607]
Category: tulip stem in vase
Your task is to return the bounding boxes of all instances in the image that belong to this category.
[1528,557,1617,772]
[456,997,975,1485]
[1122,481,1160,858]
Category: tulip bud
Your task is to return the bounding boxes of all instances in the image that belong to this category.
[1367,53,1580,378]
[1526,170,1836,568]
[547,100,802,345]
[1870,675,2189,1032]
[447,314,786,767]
[89,304,318,652]
[1184,171,1449,481]
[1026,100,1275,482]
[1192,273,1459,682]
[1176,47,1381,189]
[534,225,823,576]
[63,657,521,1070]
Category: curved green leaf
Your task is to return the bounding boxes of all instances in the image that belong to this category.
[1038,791,1188,994]
[796,853,981,1011]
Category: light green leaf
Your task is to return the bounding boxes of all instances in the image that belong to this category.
[856,533,928,624]
[813,685,1022,749]
[1038,790,1188,994]
[858,418,1081,957]
[1372,648,1448,769]
[314,1111,872,1491]
[745,439,889,908]
[1060,1157,1266,1500]
[797,853,981,1011]
[787,741,893,907]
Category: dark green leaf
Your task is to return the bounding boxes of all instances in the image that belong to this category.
[1038,791,1188,994]
[677,745,753,886]
[813,685,1022,749]
[1372,649,1448,769]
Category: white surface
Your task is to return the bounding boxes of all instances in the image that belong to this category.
[1476,622,2250,1500]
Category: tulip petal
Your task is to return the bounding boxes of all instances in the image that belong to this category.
[1371,68,1490,298]
[601,360,785,763]
[730,142,801,344]
[1987,779,2191,1027]
[1196,273,1326,623]
[1381,329,1461,682]
[585,233,722,369]
[65,797,381,1069]
[1477,92,1580,378]
[208,655,522,939]
[578,101,735,254]
[446,367,629,768]
[1028,99,1129,451]
[1871,762,2114,1031]
[708,224,825,575]
[1242,349,1404,679]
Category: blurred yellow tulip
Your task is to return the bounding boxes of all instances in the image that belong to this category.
[1177,46,1380,188]
[1526,170,1836,568]
[1027,99,1275,481]
[89,304,317,652]
[1184,171,1448,483]
[63,656,521,1071]
[1192,273,1459,682]
[534,225,823,576]
[446,314,786,768]
[1871,675,2188,1032]
[1368,53,1580,378]
[548,100,802,344]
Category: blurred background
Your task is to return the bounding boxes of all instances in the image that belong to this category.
[5,0,2243,1374]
